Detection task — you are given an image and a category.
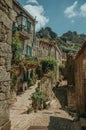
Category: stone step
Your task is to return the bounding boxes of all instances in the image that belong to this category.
[28,125,76,130]
[28,126,48,130]
[80,118,86,127]
[82,127,86,130]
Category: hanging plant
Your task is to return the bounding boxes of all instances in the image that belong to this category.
[12,31,22,63]
[10,68,18,90]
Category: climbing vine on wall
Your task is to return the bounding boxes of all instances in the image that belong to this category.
[12,31,22,63]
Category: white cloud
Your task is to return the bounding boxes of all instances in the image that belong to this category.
[71,20,75,23]
[64,1,78,18]
[64,1,86,19]
[26,0,39,5]
[80,3,86,17]
[24,1,49,31]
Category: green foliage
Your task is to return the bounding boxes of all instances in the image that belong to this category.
[61,31,86,44]
[11,69,18,89]
[58,31,86,53]
[28,78,34,87]
[31,88,45,103]
[41,57,57,73]
[30,70,35,79]
[36,67,43,80]
[28,71,36,87]
[12,31,22,63]
[61,46,77,53]
[19,62,26,72]
[59,63,65,69]
[36,27,85,54]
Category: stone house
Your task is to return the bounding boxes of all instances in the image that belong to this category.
[35,39,62,101]
[0,0,13,129]
[67,54,76,110]
[10,0,37,100]
[62,52,67,64]
[36,39,62,64]
[75,42,86,114]
[67,42,86,114]
[36,39,62,80]
[12,0,35,58]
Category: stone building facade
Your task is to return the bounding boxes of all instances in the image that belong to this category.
[67,42,86,114]
[66,54,76,110]
[75,42,86,114]
[0,0,13,130]
[10,0,36,99]
[12,0,35,58]
[36,39,62,80]
[36,39,62,64]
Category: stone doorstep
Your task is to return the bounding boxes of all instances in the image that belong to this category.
[28,126,48,130]
[82,127,86,130]
[0,120,11,130]
[80,118,86,127]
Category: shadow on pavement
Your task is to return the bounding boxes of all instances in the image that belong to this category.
[52,86,67,109]
[48,116,73,130]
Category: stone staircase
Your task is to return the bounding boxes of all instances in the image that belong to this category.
[28,126,48,130]
[28,123,82,130]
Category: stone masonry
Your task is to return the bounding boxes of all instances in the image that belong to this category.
[66,54,76,110]
[0,0,13,129]
[75,42,86,114]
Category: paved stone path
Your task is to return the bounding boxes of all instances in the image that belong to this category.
[10,83,81,130]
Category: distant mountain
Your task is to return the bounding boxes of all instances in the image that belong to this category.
[36,27,57,40]
[36,28,86,53]
[59,31,86,53]
[61,31,86,44]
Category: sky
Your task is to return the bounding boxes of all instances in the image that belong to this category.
[17,0,86,36]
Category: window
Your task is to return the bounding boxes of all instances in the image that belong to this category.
[26,45,32,56]
[22,17,27,27]
[23,71,28,82]
[18,41,24,54]
[27,20,31,30]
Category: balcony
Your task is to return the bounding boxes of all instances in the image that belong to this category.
[13,12,32,39]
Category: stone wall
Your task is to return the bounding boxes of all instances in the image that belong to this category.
[0,0,12,129]
[75,44,86,114]
[67,88,76,111]
[40,72,57,100]
[66,54,76,110]
[13,0,35,57]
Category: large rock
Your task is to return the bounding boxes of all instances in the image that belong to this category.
[0,66,10,82]
[10,9,17,22]
[0,10,12,29]
[0,42,11,53]
[5,0,12,8]
[0,58,5,66]
[0,100,10,126]
[0,81,10,100]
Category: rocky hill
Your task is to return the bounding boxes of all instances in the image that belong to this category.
[36,27,86,53]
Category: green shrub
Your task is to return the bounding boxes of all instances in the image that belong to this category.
[11,70,18,90]
[41,57,57,73]
[28,78,34,87]
[36,67,43,79]
[31,88,46,111]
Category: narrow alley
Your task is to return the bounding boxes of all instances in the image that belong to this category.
[0,0,86,130]
[10,82,81,130]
